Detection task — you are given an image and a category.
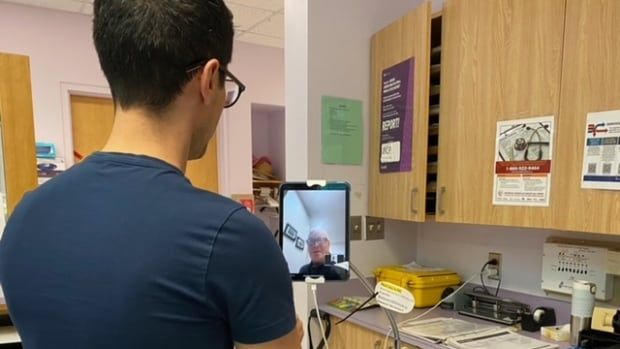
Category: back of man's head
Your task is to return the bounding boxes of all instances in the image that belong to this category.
[93,0,234,113]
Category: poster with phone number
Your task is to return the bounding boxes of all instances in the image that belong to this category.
[493,116,554,206]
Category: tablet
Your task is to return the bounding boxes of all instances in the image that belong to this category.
[279,181,350,281]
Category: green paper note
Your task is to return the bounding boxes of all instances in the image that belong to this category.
[321,96,363,165]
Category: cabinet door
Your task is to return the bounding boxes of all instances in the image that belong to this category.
[551,0,620,234]
[328,317,388,349]
[437,0,565,226]
[0,53,37,215]
[369,2,431,222]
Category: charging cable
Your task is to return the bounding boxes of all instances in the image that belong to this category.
[474,259,501,296]
[381,272,479,349]
[306,276,330,349]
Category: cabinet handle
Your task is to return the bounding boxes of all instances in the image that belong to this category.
[374,339,382,349]
[410,188,418,214]
[438,186,446,215]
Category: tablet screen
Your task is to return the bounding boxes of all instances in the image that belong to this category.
[280,182,350,281]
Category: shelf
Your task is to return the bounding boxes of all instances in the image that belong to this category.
[428,146,438,156]
[427,181,437,193]
[428,162,438,174]
[430,85,440,97]
[429,123,439,136]
[429,104,440,116]
[253,180,282,187]
[430,64,441,75]
[431,46,441,56]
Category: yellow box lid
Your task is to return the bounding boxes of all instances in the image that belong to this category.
[374,265,461,289]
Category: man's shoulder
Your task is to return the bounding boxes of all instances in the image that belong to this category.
[171,186,255,229]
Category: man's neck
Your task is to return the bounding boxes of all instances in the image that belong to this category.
[102,108,192,172]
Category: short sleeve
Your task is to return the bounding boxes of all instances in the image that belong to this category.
[205,208,296,344]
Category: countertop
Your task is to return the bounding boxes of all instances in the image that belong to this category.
[315,278,573,349]
[319,304,571,348]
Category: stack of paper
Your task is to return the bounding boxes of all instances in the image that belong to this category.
[400,318,558,349]
[446,329,559,349]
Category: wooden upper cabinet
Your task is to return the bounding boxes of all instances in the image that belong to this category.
[436,0,566,227]
[0,53,37,215]
[369,2,431,222]
[551,0,620,235]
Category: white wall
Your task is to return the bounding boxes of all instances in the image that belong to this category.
[285,3,433,345]
[415,221,620,297]
[302,0,443,276]
[0,2,283,197]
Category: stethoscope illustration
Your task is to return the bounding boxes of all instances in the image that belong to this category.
[500,123,551,161]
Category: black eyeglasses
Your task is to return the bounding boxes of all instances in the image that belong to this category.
[185,59,246,108]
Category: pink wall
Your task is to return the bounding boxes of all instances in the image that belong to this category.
[0,2,107,158]
[224,42,284,195]
[251,111,271,161]
[251,105,286,180]
[0,2,284,196]
[268,110,286,179]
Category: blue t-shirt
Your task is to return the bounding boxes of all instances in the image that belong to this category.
[0,152,296,349]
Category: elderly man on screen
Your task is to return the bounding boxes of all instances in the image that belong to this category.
[298,228,347,280]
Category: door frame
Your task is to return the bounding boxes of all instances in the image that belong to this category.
[59,82,229,194]
[60,82,112,168]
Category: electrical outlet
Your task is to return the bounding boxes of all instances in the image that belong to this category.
[488,252,502,281]
[350,216,362,240]
[365,216,385,240]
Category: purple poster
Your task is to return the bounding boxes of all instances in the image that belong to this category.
[380,58,414,173]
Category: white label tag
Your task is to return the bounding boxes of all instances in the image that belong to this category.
[380,141,401,163]
[375,281,415,314]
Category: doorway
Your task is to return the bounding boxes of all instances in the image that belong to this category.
[70,94,219,192]
[251,103,285,233]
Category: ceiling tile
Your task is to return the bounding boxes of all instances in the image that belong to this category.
[0,0,284,49]
[251,13,283,38]
[226,2,273,31]
[236,32,283,48]
[226,0,283,12]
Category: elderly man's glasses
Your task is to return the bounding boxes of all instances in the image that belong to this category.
[307,237,328,246]
[185,59,246,108]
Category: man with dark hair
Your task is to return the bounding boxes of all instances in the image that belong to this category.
[0,1,302,348]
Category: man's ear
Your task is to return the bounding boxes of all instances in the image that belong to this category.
[199,58,221,105]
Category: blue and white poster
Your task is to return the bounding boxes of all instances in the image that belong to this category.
[379,58,414,173]
[582,110,620,190]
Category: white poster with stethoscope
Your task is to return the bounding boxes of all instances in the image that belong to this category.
[581,110,620,190]
[493,116,554,206]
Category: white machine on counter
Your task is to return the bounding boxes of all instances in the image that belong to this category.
[542,240,620,300]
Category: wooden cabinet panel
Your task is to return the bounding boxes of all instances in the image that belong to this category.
[0,53,37,215]
[551,0,620,234]
[437,0,565,227]
[369,2,431,222]
[328,317,387,349]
